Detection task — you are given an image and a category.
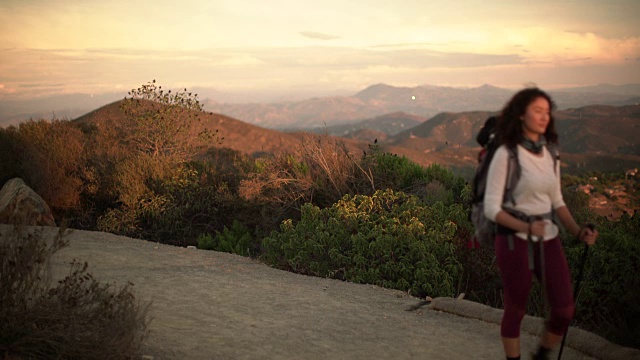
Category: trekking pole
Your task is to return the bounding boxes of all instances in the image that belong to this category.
[557,224,595,360]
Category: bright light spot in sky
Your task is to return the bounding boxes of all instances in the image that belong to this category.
[411,96,416,100]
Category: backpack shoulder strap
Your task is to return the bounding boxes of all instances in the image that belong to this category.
[545,143,563,228]
[546,143,560,175]
[503,145,520,206]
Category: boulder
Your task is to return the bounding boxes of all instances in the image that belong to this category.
[0,178,56,226]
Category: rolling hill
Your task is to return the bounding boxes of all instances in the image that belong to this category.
[63,98,640,176]
[73,100,312,158]
[379,105,640,174]
[68,99,484,171]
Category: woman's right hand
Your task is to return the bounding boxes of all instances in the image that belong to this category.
[579,226,598,246]
[528,220,546,238]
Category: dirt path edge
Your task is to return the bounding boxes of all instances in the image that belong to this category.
[429,297,640,360]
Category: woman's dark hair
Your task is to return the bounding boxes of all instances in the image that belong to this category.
[497,87,559,147]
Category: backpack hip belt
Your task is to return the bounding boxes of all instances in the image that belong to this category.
[501,209,554,270]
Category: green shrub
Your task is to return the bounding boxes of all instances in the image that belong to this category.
[261,189,463,298]
[98,161,251,247]
[362,151,426,192]
[0,225,150,359]
[453,243,502,307]
[197,220,254,256]
[422,163,468,201]
[562,187,598,226]
[561,174,584,188]
[417,180,455,206]
[238,138,468,238]
[361,150,467,203]
[561,213,640,348]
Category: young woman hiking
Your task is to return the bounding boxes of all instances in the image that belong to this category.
[483,88,598,360]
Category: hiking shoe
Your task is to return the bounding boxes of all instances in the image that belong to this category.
[531,352,549,360]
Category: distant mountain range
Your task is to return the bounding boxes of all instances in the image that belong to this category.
[203,83,640,129]
[297,112,427,141]
[3,83,639,129]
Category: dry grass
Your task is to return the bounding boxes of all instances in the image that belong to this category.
[239,134,372,221]
[0,224,151,359]
[236,134,375,233]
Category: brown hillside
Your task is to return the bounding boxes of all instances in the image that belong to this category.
[72,100,372,158]
[74,100,306,157]
[555,105,640,154]
[71,99,460,171]
[340,128,389,143]
[378,105,640,174]
[391,111,495,147]
[387,105,640,156]
[72,100,640,175]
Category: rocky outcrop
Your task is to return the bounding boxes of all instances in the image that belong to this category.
[0,178,56,226]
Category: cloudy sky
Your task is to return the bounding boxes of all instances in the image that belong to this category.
[1,0,639,102]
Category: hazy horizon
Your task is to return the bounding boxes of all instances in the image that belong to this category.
[1,81,639,129]
[1,0,639,103]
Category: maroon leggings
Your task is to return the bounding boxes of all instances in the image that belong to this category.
[495,234,575,338]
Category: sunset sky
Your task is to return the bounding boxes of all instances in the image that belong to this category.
[1,0,639,102]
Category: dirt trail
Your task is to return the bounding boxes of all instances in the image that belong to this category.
[28,227,631,359]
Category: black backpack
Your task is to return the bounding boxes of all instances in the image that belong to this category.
[469,116,558,248]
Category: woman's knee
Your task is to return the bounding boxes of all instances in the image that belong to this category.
[548,305,575,335]
[501,307,527,337]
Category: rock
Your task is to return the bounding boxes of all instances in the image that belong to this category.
[0,178,56,226]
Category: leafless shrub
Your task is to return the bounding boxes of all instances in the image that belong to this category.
[239,134,372,228]
[119,79,221,162]
[0,224,151,359]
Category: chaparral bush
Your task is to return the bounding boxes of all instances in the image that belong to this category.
[361,148,468,204]
[98,159,248,247]
[562,212,640,349]
[197,219,255,257]
[261,189,465,298]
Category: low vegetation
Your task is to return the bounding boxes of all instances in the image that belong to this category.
[262,190,465,297]
[0,225,150,359]
[1,80,638,350]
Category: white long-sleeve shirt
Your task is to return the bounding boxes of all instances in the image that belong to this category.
[484,144,565,241]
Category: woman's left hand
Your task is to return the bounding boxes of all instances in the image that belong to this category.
[579,227,598,246]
